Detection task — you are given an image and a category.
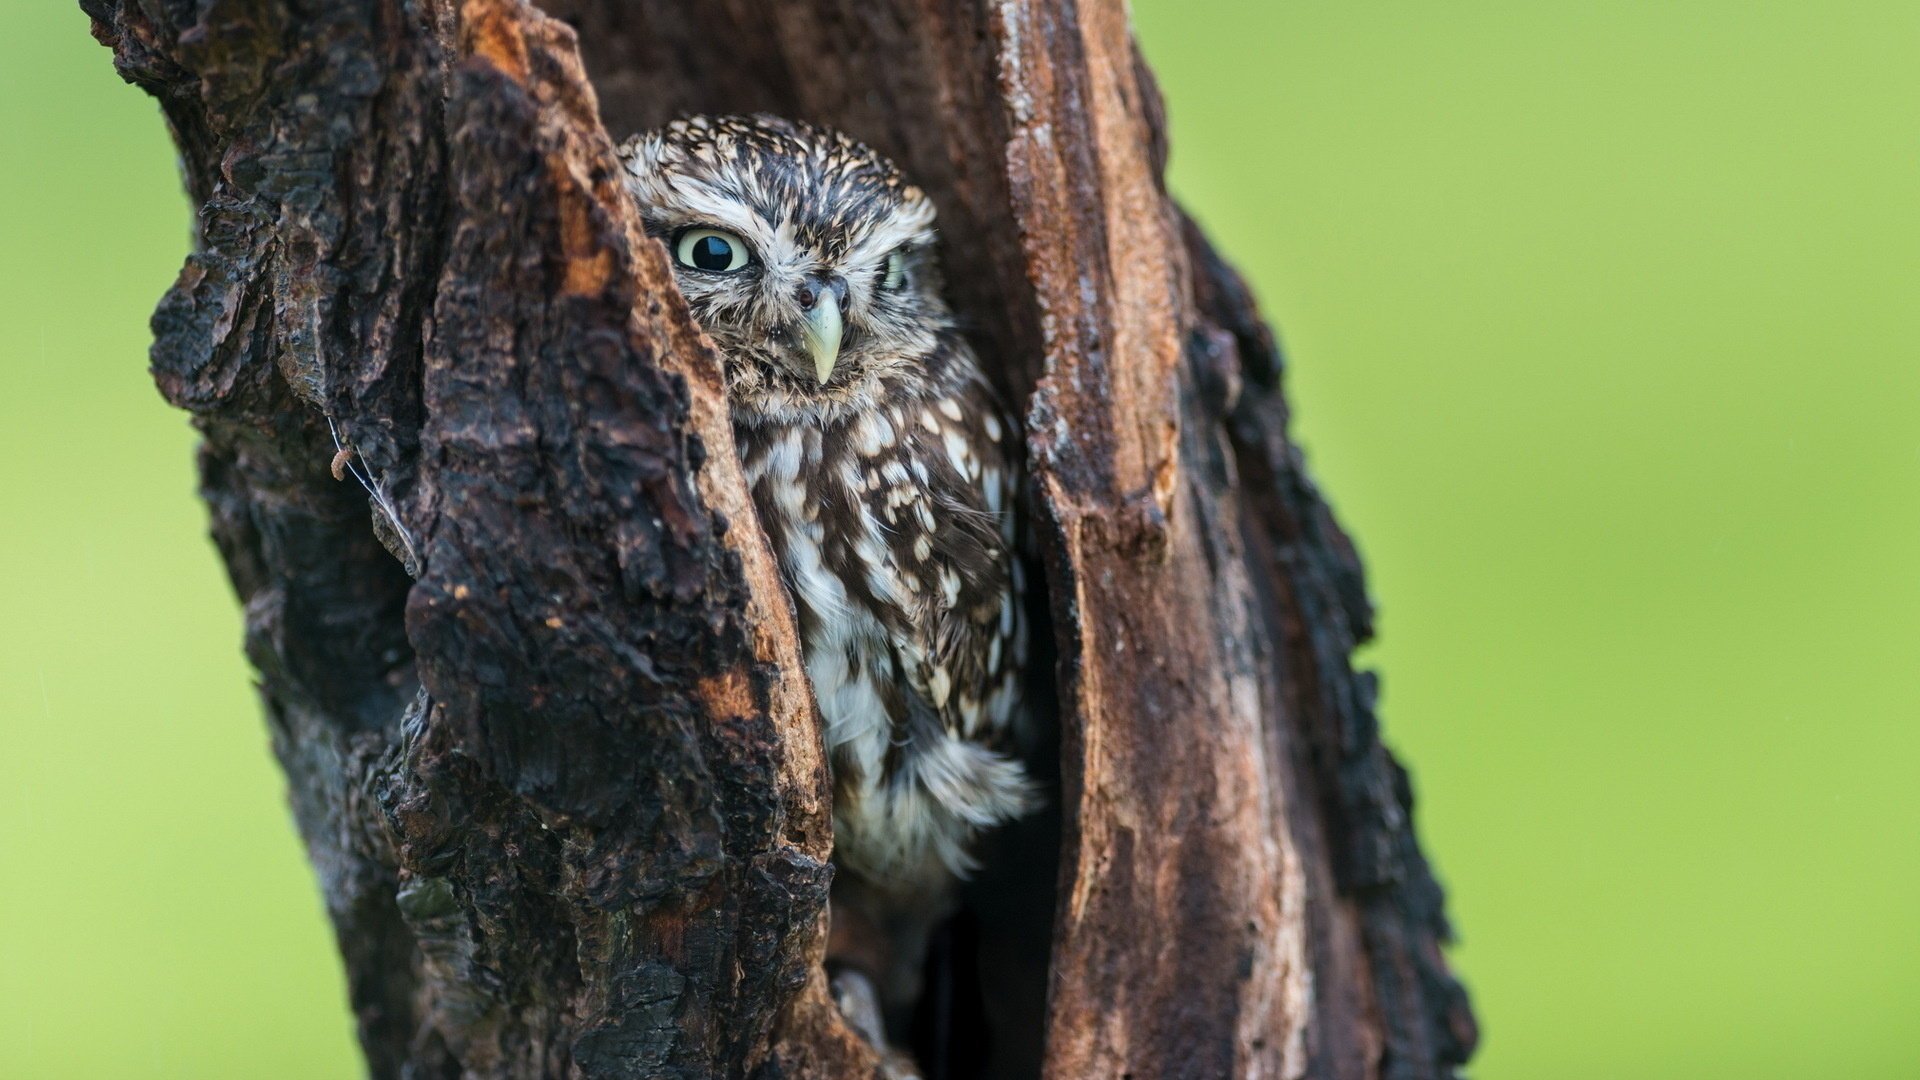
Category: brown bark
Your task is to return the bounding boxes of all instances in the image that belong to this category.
[84,0,1473,1077]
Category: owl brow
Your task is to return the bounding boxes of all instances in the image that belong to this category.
[662,177,782,253]
[842,219,933,271]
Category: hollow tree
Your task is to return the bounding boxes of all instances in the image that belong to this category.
[83,0,1476,1076]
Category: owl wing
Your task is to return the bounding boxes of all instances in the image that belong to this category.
[881,379,1033,839]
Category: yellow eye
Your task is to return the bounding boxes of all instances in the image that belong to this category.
[674,228,751,272]
[883,250,907,291]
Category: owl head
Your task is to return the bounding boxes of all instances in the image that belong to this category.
[618,115,952,420]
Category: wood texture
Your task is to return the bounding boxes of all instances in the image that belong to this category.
[84,0,1473,1075]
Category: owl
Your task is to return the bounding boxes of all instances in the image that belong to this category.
[617,115,1034,1034]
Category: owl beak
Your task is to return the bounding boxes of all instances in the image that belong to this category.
[800,293,843,385]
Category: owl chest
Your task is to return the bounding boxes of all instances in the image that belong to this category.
[741,421,939,759]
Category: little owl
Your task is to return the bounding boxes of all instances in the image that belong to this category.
[618,115,1035,1045]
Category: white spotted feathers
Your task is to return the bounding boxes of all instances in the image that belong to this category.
[619,116,1034,894]
[737,380,1032,890]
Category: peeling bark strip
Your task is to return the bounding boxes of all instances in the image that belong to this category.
[87,0,1472,1077]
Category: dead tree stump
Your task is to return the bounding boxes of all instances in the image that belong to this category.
[84,0,1475,1075]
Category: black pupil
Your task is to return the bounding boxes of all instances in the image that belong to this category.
[690,235,735,271]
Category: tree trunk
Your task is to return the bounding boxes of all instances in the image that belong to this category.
[83,0,1475,1077]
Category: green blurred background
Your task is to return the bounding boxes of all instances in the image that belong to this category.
[3,1,1914,1076]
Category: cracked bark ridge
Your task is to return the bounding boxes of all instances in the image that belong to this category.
[89,0,876,1075]
[87,0,1473,1076]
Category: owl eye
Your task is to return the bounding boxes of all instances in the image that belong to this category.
[882,250,907,291]
[674,228,752,273]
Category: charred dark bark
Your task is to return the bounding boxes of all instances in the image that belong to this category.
[85,0,1474,1076]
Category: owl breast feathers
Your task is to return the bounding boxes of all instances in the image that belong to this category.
[618,115,1033,894]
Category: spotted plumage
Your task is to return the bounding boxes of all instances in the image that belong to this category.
[617,116,1033,901]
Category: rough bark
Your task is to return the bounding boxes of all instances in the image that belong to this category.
[85,0,1474,1077]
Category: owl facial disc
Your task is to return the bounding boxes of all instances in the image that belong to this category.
[621,115,949,409]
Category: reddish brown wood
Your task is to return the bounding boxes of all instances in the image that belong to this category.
[85,0,1472,1076]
